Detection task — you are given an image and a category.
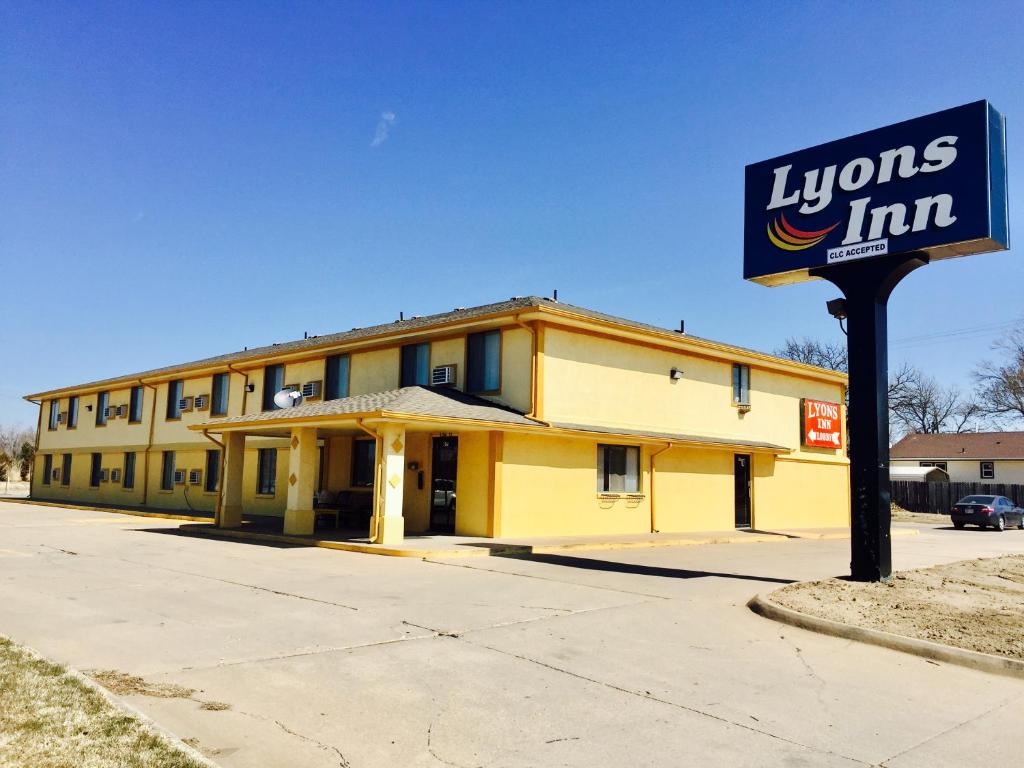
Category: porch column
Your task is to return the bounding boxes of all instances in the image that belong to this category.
[220,432,245,528]
[375,424,406,545]
[284,426,317,535]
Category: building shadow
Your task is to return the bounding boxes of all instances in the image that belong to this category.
[500,552,796,584]
[131,526,308,549]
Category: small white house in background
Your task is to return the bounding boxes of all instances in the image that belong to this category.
[890,465,949,483]
[890,432,1024,484]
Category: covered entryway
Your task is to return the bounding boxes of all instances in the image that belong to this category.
[429,436,458,533]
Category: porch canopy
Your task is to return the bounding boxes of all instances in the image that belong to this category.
[190,385,790,544]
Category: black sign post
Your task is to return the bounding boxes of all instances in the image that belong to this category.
[743,100,1008,583]
[810,253,927,581]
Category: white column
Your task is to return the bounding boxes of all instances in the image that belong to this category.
[374,424,406,544]
[219,432,245,528]
[284,427,317,535]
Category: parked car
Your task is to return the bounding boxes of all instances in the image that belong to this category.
[950,495,1024,531]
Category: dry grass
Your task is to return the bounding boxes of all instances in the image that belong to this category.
[772,555,1024,660]
[0,636,207,768]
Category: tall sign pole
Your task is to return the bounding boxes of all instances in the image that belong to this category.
[743,101,1009,582]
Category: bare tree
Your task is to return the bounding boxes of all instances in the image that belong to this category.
[889,367,982,436]
[774,337,848,373]
[974,326,1024,425]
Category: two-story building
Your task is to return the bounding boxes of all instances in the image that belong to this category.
[27,296,849,543]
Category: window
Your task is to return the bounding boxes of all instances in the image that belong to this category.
[42,454,52,485]
[67,396,79,429]
[89,453,102,488]
[400,343,430,387]
[48,400,59,430]
[732,364,750,406]
[61,454,72,486]
[324,355,349,401]
[160,451,175,491]
[123,452,136,490]
[351,440,376,487]
[263,365,285,410]
[96,391,109,426]
[166,380,183,420]
[205,449,220,492]
[981,461,995,480]
[466,331,501,393]
[129,386,144,423]
[257,448,277,495]
[210,373,229,416]
[919,461,949,472]
[596,444,640,493]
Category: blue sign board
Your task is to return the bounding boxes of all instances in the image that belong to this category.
[744,101,1008,286]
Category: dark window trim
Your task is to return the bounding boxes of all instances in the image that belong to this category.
[96,391,109,427]
[60,454,72,486]
[205,449,220,493]
[129,386,144,424]
[256,448,277,495]
[89,453,102,488]
[400,342,431,388]
[732,364,750,406]
[67,396,79,430]
[160,451,175,491]
[42,454,52,485]
[465,329,502,395]
[351,439,376,487]
[123,452,136,490]
[210,372,230,417]
[263,365,285,411]
[166,380,183,421]
[48,400,59,431]
[596,444,641,494]
[324,354,350,401]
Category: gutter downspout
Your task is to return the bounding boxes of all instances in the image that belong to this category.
[228,364,250,416]
[514,315,550,427]
[356,418,383,543]
[650,442,674,533]
[140,379,158,507]
[201,429,225,526]
[27,398,42,497]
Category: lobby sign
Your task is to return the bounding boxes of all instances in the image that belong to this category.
[744,101,1009,286]
[801,398,842,448]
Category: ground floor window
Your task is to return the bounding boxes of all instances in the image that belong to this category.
[980,461,995,480]
[89,453,102,488]
[160,451,175,491]
[42,454,52,485]
[205,449,220,492]
[351,440,376,487]
[596,444,640,493]
[61,454,71,486]
[257,448,277,495]
[123,453,136,490]
[919,460,948,472]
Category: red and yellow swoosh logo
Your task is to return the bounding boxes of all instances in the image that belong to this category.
[767,213,839,251]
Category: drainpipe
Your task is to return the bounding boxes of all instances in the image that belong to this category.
[140,379,158,507]
[650,442,674,533]
[513,315,550,426]
[27,398,42,497]
[228,364,250,415]
[355,419,383,543]
[201,429,225,526]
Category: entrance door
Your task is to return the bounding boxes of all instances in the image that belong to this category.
[430,436,459,533]
[734,454,752,528]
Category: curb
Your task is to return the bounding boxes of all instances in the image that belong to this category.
[2,497,212,523]
[3,634,219,767]
[748,593,1024,680]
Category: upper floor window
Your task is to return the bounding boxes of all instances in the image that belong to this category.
[466,331,501,394]
[210,372,230,416]
[597,444,640,493]
[166,380,183,420]
[400,343,430,387]
[67,396,79,429]
[96,391,109,426]
[129,386,144,423]
[263,365,285,410]
[732,364,750,406]
[257,448,277,494]
[324,355,349,401]
[981,461,995,480]
[48,400,59,430]
[351,440,375,487]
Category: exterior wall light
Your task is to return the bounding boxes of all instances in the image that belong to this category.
[245,383,256,392]
[670,368,684,381]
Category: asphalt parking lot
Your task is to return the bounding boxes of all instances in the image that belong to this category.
[2,500,1023,767]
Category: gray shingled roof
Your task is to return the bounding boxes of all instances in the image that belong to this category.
[197,386,537,428]
[549,422,788,452]
[28,295,844,398]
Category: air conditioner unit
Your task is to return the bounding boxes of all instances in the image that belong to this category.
[431,365,456,386]
[115,405,128,418]
[179,397,194,412]
[173,469,186,484]
[56,412,65,424]
[302,380,322,399]
[99,468,109,482]
[103,406,116,419]
[188,469,202,485]
[194,395,209,411]
[51,468,61,481]
[110,468,121,483]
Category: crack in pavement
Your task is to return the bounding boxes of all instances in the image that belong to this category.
[229,705,351,767]
[461,636,871,766]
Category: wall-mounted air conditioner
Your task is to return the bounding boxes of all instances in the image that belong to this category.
[99,468,109,482]
[115,405,128,418]
[56,412,65,424]
[103,406,117,419]
[194,395,209,411]
[173,469,186,484]
[110,468,121,483]
[179,397,194,412]
[302,380,322,399]
[188,469,202,485]
[431,365,456,386]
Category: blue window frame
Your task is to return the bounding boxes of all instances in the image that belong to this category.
[466,331,500,394]
[210,372,229,416]
[166,380,183,420]
[263,365,285,410]
[400,343,430,387]
[324,355,350,401]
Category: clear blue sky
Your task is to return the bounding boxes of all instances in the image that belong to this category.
[2,1,1022,427]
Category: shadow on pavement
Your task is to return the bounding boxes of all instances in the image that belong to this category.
[504,552,796,584]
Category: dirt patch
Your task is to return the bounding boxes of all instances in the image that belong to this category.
[198,700,231,711]
[86,669,196,699]
[771,555,1024,661]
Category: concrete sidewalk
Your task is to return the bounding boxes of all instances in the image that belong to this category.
[1,499,1022,767]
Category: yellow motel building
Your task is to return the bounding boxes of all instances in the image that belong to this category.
[26,297,849,543]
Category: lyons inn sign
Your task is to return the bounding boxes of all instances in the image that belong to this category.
[744,100,1008,582]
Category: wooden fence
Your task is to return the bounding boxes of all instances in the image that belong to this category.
[891,480,1024,515]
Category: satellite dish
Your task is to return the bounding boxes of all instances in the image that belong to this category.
[273,388,304,409]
